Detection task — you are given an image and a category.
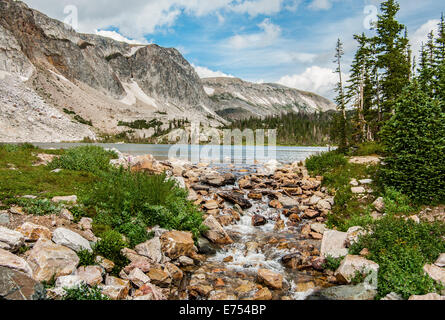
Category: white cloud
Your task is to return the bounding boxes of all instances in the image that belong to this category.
[94,30,148,44]
[228,19,282,50]
[277,65,346,99]
[191,64,235,78]
[308,0,332,11]
[23,0,292,39]
[410,19,440,61]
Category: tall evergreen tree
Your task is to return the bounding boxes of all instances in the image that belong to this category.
[374,0,411,118]
[418,32,436,95]
[333,38,348,152]
[434,14,445,103]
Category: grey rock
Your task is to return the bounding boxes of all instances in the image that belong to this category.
[0,226,25,252]
[52,228,92,253]
[0,212,10,225]
[0,267,45,300]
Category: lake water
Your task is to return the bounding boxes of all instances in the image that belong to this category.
[32,143,332,164]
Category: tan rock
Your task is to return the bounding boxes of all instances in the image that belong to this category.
[257,269,283,290]
[0,248,33,276]
[165,262,183,282]
[59,209,73,221]
[16,223,52,242]
[203,216,233,245]
[52,195,77,203]
[435,253,445,267]
[423,264,445,285]
[335,255,379,284]
[26,239,79,282]
[0,226,25,252]
[148,268,171,287]
[160,231,195,259]
[269,200,283,209]
[320,230,348,258]
[409,293,445,300]
[95,256,115,273]
[135,237,163,263]
[253,287,272,300]
[76,266,103,286]
[128,268,150,288]
[78,218,93,230]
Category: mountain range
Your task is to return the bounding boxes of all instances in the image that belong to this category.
[0,0,336,143]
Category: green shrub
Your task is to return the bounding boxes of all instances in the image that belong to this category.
[16,198,62,216]
[380,82,445,204]
[382,187,417,216]
[83,169,205,242]
[349,216,445,299]
[0,143,36,153]
[49,146,117,173]
[306,151,347,176]
[323,255,344,271]
[63,284,109,300]
[93,230,129,275]
[77,249,96,267]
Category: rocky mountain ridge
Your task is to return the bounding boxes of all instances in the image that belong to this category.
[0,0,335,142]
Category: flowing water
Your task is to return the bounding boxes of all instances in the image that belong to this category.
[34,143,332,300]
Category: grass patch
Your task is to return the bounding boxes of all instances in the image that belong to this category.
[350,216,445,299]
[323,255,344,271]
[305,151,347,176]
[93,230,129,276]
[49,146,117,174]
[63,284,109,300]
[348,142,385,156]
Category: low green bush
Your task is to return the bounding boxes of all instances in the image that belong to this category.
[349,142,385,156]
[49,146,117,173]
[382,187,417,216]
[77,249,96,267]
[16,198,62,216]
[306,151,347,176]
[63,284,109,300]
[93,230,129,275]
[349,216,445,299]
[83,169,205,243]
[323,255,344,271]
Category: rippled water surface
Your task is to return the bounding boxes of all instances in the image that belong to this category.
[32,143,332,164]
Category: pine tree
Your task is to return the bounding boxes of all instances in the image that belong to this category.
[374,0,411,118]
[418,31,436,95]
[434,14,445,103]
[333,38,348,152]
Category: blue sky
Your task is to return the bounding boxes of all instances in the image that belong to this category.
[24,0,445,99]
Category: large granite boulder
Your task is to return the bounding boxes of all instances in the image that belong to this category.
[0,267,45,300]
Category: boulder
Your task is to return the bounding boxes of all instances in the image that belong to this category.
[178,256,194,266]
[423,264,445,285]
[51,195,77,203]
[16,222,52,242]
[147,268,171,287]
[203,216,233,245]
[55,275,84,290]
[269,199,283,209]
[435,254,445,267]
[100,284,129,300]
[197,237,216,255]
[409,293,445,300]
[59,209,74,221]
[307,282,377,300]
[372,197,385,212]
[310,223,327,235]
[128,268,150,288]
[160,231,195,259]
[345,226,367,247]
[135,237,163,263]
[134,283,166,300]
[0,267,45,300]
[252,215,267,227]
[203,200,219,211]
[26,239,79,282]
[0,212,10,225]
[381,292,404,300]
[317,200,332,211]
[76,266,103,286]
[0,248,33,276]
[78,218,93,231]
[278,196,299,209]
[351,187,366,194]
[253,287,272,300]
[52,228,92,253]
[95,256,115,273]
[165,262,183,283]
[218,192,252,209]
[257,269,283,290]
[334,255,379,284]
[0,226,25,252]
[320,230,348,258]
[309,195,322,205]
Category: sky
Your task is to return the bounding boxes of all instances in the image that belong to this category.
[23,0,445,100]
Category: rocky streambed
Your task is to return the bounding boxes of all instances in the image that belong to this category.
[0,151,391,301]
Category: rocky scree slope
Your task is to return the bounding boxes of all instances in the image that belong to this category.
[202,77,336,120]
[0,0,223,142]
